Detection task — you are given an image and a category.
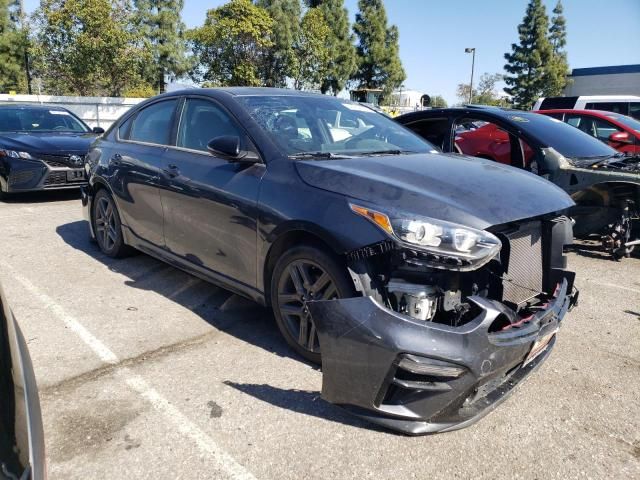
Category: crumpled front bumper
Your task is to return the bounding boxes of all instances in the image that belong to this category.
[308,278,577,435]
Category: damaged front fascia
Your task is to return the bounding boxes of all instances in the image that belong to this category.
[309,216,578,435]
[308,278,576,435]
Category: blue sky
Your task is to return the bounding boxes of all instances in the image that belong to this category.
[23,0,640,104]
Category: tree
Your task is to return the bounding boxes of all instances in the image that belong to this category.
[257,0,301,87]
[189,0,274,87]
[352,0,405,103]
[457,73,508,106]
[544,0,569,96]
[291,8,330,90]
[31,0,150,96]
[133,0,192,93]
[307,0,357,95]
[503,0,552,109]
[0,0,28,93]
[430,95,447,108]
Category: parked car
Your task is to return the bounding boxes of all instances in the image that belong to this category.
[397,106,640,259]
[83,88,578,434]
[533,95,640,120]
[0,104,104,198]
[539,109,640,154]
[0,281,46,479]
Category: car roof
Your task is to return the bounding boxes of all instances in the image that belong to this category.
[0,103,72,112]
[397,105,537,121]
[541,109,626,116]
[163,87,329,98]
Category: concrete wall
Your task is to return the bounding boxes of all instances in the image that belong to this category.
[0,94,146,129]
[564,72,640,96]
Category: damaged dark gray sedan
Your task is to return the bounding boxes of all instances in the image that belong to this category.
[83,88,578,435]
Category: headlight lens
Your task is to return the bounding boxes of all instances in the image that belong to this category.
[0,149,32,159]
[350,203,501,270]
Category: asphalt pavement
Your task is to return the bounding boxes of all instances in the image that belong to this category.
[0,191,638,480]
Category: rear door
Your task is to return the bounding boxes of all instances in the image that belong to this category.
[160,96,265,288]
[110,98,179,247]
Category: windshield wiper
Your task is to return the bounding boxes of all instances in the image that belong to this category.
[288,151,352,159]
[352,149,415,156]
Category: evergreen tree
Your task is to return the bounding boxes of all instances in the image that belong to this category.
[257,0,301,87]
[307,0,357,95]
[291,7,330,90]
[352,0,405,103]
[188,0,274,87]
[544,0,569,96]
[133,0,192,93]
[503,0,552,109]
[0,0,28,93]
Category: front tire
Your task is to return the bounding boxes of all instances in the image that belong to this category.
[271,245,355,364]
[92,189,132,258]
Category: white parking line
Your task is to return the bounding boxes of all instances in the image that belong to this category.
[585,279,640,295]
[7,267,257,480]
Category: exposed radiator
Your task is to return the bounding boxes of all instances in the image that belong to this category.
[502,221,543,305]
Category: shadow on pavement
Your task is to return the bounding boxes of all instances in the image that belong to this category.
[55,220,308,366]
[1,189,81,204]
[223,381,386,433]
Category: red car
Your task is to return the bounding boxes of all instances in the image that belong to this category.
[454,121,535,166]
[539,109,640,154]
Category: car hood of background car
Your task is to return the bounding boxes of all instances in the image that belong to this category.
[0,131,96,155]
[295,152,575,229]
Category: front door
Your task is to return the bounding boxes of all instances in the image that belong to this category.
[161,97,265,289]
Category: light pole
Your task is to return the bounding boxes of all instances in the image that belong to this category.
[464,47,476,104]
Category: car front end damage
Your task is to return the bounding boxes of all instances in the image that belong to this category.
[542,150,640,259]
[309,213,578,435]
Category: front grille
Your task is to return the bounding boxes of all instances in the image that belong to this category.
[502,221,543,305]
[44,171,68,186]
[37,154,84,168]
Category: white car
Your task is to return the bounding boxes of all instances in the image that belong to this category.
[533,95,640,120]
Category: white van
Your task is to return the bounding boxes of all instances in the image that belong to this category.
[533,95,640,120]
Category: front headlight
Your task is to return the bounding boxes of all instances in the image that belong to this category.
[350,203,501,271]
[0,149,32,159]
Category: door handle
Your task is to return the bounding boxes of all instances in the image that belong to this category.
[163,163,180,178]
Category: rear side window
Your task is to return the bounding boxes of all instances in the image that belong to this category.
[176,98,244,152]
[585,102,629,116]
[128,100,178,145]
[629,102,640,121]
[539,96,578,110]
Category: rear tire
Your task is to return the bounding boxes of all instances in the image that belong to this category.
[92,189,133,258]
[271,245,355,364]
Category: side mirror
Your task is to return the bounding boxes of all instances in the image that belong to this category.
[92,126,105,134]
[207,136,260,163]
[608,131,632,144]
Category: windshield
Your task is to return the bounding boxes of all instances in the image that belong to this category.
[237,95,436,156]
[605,113,640,133]
[525,112,617,159]
[0,107,89,133]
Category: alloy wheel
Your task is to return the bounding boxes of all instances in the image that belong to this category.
[277,259,339,354]
[94,196,118,252]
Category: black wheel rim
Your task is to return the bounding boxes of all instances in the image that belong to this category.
[95,196,117,252]
[277,259,339,354]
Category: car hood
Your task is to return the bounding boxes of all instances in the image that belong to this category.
[0,131,97,155]
[295,152,575,229]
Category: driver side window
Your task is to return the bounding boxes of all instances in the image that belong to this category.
[177,98,244,152]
